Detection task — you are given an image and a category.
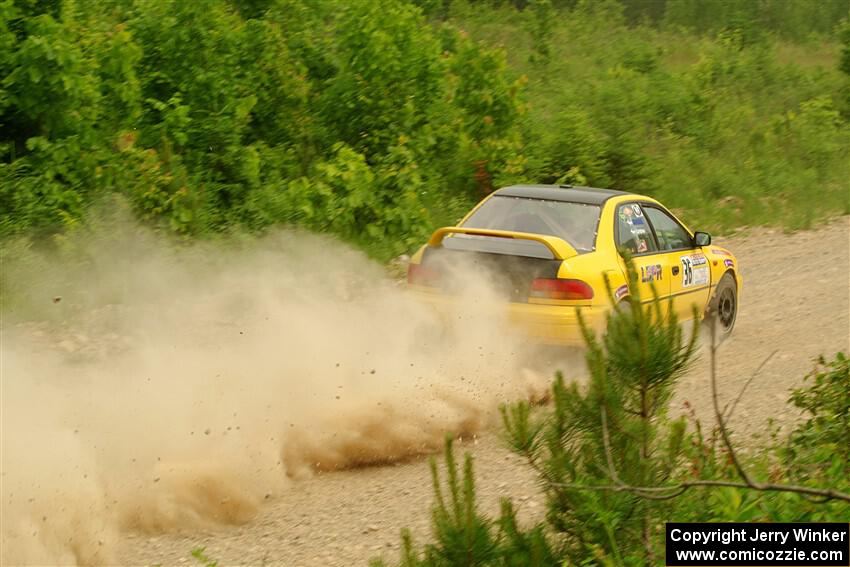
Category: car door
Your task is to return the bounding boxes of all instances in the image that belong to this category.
[641,205,711,322]
[614,202,671,309]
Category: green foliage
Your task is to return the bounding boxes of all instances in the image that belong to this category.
[0,0,522,260]
[426,438,500,565]
[2,0,848,257]
[319,1,442,159]
[500,261,699,564]
[673,353,850,524]
[659,0,848,42]
[841,22,850,77]
[190,547,218,567]
[371,438,556,567]
[277,143,433,257]
[785,353,850,484]
[525,0,554,63]
[457,3,849,232]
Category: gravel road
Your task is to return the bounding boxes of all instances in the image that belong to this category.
[120,218,850,567]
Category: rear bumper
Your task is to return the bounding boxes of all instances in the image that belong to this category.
[408,288,607,346]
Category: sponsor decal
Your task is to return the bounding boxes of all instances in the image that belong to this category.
[614,284,628,300]
[680,254,709,287]
[688,254,708,266]
[632,204,643,217]
[723,258,734,268]
[641,264,663,283]
[637,240,648,253]
[632,217,645,225]
[711,248,732,256]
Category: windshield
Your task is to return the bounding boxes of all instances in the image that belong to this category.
[460,196,601,252]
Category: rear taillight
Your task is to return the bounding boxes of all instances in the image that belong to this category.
[529,278,594,300]
[407,263,441,287]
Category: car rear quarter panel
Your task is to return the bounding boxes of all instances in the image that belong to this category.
[704,245,743,301]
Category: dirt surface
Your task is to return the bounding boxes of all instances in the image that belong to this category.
[112,218,850,567]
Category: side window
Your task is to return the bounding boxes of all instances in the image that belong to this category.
[644,207,691,250]
[616,203,657,254]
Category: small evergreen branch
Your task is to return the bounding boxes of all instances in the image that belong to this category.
[549,326,850,504]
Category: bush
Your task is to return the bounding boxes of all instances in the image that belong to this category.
[3,1,847,258]
[369,438,556,567]
[784,353,850,487]
[0,0,524,260]
[500,264,699,564]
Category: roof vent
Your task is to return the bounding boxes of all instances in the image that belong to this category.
[558,184,573,189]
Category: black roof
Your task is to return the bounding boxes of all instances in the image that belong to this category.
[492,184,630,205]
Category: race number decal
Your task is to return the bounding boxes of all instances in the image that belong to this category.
[680,254,709,287]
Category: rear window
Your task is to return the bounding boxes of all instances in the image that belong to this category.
[460,196,601,252]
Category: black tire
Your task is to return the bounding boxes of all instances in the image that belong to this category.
[704,273,737,344]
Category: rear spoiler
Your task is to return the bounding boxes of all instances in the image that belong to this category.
[427,227,578,261]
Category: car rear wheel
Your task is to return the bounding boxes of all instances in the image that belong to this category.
[704,273,737,344]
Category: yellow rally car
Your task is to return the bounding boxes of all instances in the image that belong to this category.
[407,184,741,345]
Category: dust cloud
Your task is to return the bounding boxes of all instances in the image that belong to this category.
[1,224,576,565]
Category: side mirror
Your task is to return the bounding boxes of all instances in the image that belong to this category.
[694,231,711,247]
